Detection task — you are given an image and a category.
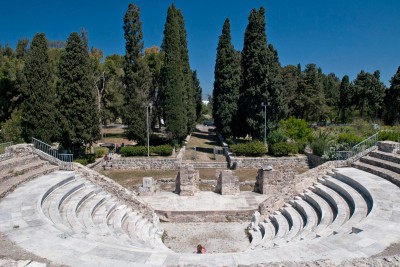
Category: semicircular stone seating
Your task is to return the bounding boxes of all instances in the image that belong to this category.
[0,146,400,266]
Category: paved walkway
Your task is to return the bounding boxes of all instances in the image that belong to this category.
[0,168,399,266]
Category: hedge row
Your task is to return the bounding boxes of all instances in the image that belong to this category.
[270,142,298,157]
[120,144,173,157]
[230,141,266,157]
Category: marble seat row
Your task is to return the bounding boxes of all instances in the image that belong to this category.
[39,173,167,251]
[251,168,371,250]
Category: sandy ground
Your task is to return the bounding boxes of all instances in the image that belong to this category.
[161,222,250,253]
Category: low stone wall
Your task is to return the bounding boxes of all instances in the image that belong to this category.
[155,209,255,223]
[74,163,155,221]
[234,155,309,170]
[111,144,187,170]
[305,152,325,168]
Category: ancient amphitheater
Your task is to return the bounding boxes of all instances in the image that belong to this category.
[0,141,400,266]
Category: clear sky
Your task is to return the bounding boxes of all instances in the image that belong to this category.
[1,1,399,97]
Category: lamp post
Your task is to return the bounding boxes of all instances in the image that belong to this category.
[145,103,152,158]
[261,102,267,146]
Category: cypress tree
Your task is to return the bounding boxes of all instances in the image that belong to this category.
[160,4,186,141]
[192,70,203,122]
[176,9,196,133]
[213,18,241,137]
[238,7,284,139]
[122,3,151,145]
[383,67,400,125]
[58,32,99,152]
[339,75,351,123]
[21,33,57,143]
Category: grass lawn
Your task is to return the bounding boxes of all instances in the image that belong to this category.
[99,125,136,145]
[184,128,225,162]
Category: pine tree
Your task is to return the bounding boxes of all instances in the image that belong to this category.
[21,33,57,143]
[58,32,99,152]
[160,4,186,141]
[383,67,400,124]
[122,3,152,145]
[213,18,241,137]
[238,7,284,139]
[176,9,196,133]
[339,75,352,123]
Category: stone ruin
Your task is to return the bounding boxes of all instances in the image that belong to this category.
[175,164,200,196]
[215,170,240,195]
[138,177,160,196]
[254,166,283,195]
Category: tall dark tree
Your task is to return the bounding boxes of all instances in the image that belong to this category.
[20,33,57,143]
[353,70,385,119]
[281,64,301,117]
[323,72,340,122]
[160,4,186,141]
[177,9,196,133]
[122,3,152,145]
[58,32,99,152]
[213,18,241,137]
[338,75,352,123]
[383,67,400,125]
[192,70,203,122]
[238,7,284,139]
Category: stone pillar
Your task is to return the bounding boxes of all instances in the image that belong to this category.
[138,177,157,195]
[175,164,200,196]
[255,166,282,194]
[215,170,240,195]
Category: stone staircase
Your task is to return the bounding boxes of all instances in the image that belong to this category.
[0,153,58,199]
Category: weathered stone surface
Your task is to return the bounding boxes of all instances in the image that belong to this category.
[215,170,240,195]
[378,141,400,153]
[254,166,283,195]
[175,164,200,196]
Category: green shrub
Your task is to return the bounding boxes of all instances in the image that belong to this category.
[279,116,313,142]
[74,158,89,165]
[74,154,95,165]
[267,129,288,146]
[120,145,173,157]
[230,141,266,157]
[94,147,108,158]
[379,130,400,142]
[296,141,308,154]
[120,146,147,157]
[270,142,298,157]
[151,145,173,156]
[311,131,334,157]
[337,132,363,145]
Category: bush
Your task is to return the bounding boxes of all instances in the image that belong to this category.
[151,144,173,156]
[270,142,298,157]
[94,147,108,158]
[230,141,266,157]
[337,132,363,145]
[279,116,313,142]
[311,131,334,157]
[120,146,147,157]
[120,145,173,157]
[267,129,288,146]
[296,141,308,154]
[379,130,400,142]
[74,154,95,165]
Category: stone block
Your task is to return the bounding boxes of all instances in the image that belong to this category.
[143,177,154,188]
[175,164,200,196]
[255,166,282,195]
[215,170,240,195]
[378,141,400,153]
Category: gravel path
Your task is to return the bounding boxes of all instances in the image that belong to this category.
[161,222,250,253]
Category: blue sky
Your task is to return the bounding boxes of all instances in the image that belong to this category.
[1,1,399,97]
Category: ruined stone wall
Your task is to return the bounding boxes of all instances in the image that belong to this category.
[234,155,309,170]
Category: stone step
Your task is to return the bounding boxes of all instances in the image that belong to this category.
[352,161,400,187]
[1,160,48,181]
[302,190,333,237]
[322,177,368,233]
[277,204,304,243]
[312,183,349,232]
[269,211,289,241]
[289,198,318,241]
[369,150,400,164]
[259,219,276,246]
[0,164,59,199]
[0,154,40,175]
[360,155,400,175]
